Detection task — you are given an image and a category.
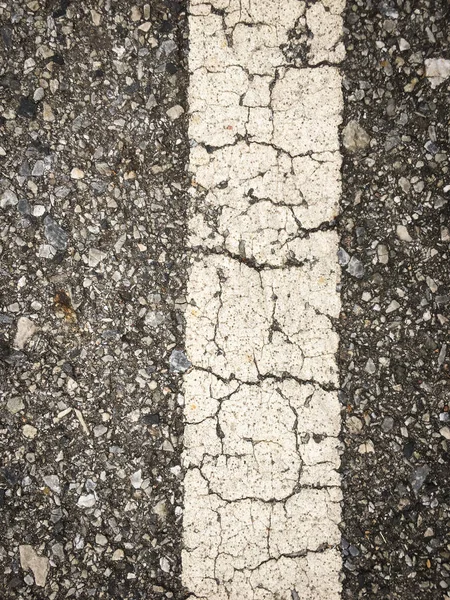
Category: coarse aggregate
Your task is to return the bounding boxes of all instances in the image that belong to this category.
[339,1,450,599]
[0,1,190,598]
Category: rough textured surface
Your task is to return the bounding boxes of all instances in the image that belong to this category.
[340,1,450,599]
[183,0,345,598]
[0,1,189,598]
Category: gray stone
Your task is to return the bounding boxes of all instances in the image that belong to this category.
[169,349,192,373]
[342,120,371,152]
[347,256,364,279]
[338,247,350,266]
[44,216,68,251]
[32,160,44,177]
[381,416,394,433]
[7,396,25,414]
[410,465,430,494]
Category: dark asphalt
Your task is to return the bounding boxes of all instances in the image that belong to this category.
[340,1,450,598]
[0,1,189,598]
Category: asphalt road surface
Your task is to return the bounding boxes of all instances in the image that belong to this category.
[0,1,449,599]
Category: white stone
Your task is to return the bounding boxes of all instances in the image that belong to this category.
[88,248,107,267]
[440,426,450,440]
[425,58,450,89]
[166,105,184,120]
[1,189,18,208]
[130,469,143,489]
[19,545,49,587]
[396,224,413,242]
[70,167,85,179]
[14,317,37,350]
[23,424,37,439]
[77,493,96,508]
[43,475,61,494]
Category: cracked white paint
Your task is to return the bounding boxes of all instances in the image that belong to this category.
[184,0,344,598]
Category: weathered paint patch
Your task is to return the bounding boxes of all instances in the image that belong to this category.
[184,0,344,597]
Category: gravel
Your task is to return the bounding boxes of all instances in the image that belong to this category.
[0,1,189,598]
[340,1,450,598]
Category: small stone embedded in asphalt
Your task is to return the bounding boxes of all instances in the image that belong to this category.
[77,494,96,509]
[347,255,364,278]
[396,224,413,242]
[43,475,61,495]
[342,120,371,152]
[166,104,184,120]
[22,424,37,439]
[338,247,350,266]
[130,469,143,490]
[6,396,25,414]
[19,545,49,587]
[14,316,37,350]
[410,465,431,495]
[381,416,394,433]
[365,358,376,374]
[169,349,192,373]
[70,167,85,180]
[88,247,107,267]
[425,57,450,89]
[1,189,18,208]
[43,216,68,251]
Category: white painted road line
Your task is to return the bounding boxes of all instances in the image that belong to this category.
[183,1,345,598]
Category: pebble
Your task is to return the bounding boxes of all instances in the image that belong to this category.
[112,549,125,561]
[381,416,394,433]
[44,216,68,251]
[160,556,171,573]
[77,494,96,508]
[70,167,85,179]
[410,465,430,494]
[396,224,413,242]
[33,87,45,101]
[338,247,350,266]
[358,439,375,454]
[365,358,376,374]
[43,475,61,494]
[342,120,371,152]
[425,58,450,89]
[19,545,49,587]
[14,316,37,350]
[23,424,37,439]
[377,244,389,264]
[43,102,55,122]
[6,396,25,414]
[130,469,143,489]
[166,105,184,120]
[88,248,107,267]
[1,189,18,208]
[32,160,44,177]
[386,300,400,314]
[347,255,364,278]
[169,349,192,373]
[439,426,450,440]
[347,416,363,433]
